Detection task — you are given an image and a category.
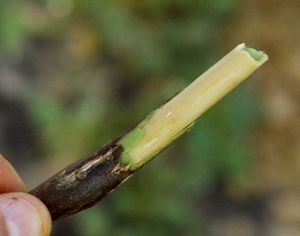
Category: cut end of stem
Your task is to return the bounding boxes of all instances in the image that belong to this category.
[239,43,268,65]
[118,43,268,171]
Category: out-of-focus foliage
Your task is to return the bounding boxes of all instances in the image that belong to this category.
[0,1,28,57]
[1,0,264,235]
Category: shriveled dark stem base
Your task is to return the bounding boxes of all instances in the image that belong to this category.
[30,135,133,221]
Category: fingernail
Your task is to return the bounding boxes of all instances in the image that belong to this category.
[2,197,42,236]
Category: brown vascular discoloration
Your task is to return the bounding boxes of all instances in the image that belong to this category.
[30,137,133,221]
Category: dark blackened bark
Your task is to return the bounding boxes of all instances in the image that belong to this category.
[29,136,133,221]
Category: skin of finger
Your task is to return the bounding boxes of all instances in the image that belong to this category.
[0,154,27,193]
[0,192,52,236]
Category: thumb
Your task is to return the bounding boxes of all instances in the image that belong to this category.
[0,192,52,236]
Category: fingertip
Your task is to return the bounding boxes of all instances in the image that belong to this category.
[0,154,27,193]
[19,193,52,236]
[0,192,52,236]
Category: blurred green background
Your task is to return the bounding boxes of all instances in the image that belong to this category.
[1,0,299,235]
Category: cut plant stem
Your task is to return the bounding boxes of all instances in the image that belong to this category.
[119,43,268,170]
[30,43,268,221]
